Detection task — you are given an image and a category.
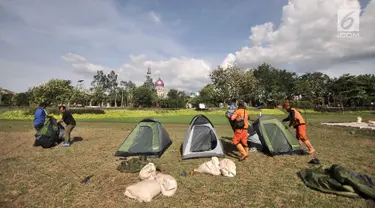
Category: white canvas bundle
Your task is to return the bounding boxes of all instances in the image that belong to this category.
[139,163,157,180]
[155,173,178,196]
[194,157,221,176]
[124,179,161,202]
[219,159,237,177]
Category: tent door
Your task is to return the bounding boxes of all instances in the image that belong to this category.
[190,125,217,152]
[128,125,154,153]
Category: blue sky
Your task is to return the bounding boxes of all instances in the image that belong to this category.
[0,0,374,93]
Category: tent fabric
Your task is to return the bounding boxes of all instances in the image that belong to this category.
[115,118,172,158]
[182,115,224,159]
[36,117,64,148]
[299,164,375,199]
[252,116,305,156]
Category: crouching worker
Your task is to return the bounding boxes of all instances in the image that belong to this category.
[226,100,249,161]
[33,102,50,146]
[57,106,76,147]
[282,101,315,154]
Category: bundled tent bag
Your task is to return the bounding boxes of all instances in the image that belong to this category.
[117,156,150,173]
[124,179,162,202]
[194,157,221,176]
[225,110,236,132]
[36,118,64,148]
[155,173,178,196]
[299,164,375,199]
[219,159,236,177]
[139,163,157,180]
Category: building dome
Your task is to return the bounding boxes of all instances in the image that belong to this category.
[155,78,164,87]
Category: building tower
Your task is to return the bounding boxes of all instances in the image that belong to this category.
[146,65,151,80]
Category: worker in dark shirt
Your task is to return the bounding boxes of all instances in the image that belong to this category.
[57,106,76,147]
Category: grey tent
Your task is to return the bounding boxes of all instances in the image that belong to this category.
[115,118,172,158]
[252,116,305,156]
[247,125,263,151]
[181,114,225,159]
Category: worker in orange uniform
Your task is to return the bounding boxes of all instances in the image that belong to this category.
[282,101,315,154]
[226,100,249,161]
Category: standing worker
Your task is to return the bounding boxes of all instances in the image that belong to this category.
[226,100,249,161]
[282,101,315,154]
[57,106,76,147]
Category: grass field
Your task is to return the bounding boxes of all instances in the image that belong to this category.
[0,113,375,208]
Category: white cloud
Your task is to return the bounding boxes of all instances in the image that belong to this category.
[221,0,375,76]
[62,53,87,62]
[149,11,161,23]
[63,53,211,92]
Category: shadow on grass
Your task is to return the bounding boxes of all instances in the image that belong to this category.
[220,137,239,159]
[71,137,84,144]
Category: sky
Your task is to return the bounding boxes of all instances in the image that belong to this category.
[0,0,374,93]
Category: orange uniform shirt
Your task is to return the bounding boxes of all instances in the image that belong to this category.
[230,109,249,130]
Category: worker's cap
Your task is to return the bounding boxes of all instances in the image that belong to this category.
[283,101,290,108]
[238,100,245,107]
[39,102,48,107]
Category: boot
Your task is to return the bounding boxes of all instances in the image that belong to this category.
[236,144,248,161]
[304,140,315,155]
[244,145,249,160]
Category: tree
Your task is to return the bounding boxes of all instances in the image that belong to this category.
[294,72,331,105]
[166,89,186,108]
[29,79,73,106]
[120,80,136,107]
[91,70,109,107]
[198,84,217,107]
[70,88,89,106]
[210,65,249,104]
[14,92,30,106]
[107,70,119,107]
[133,86,157,108]
[253,63,296,107]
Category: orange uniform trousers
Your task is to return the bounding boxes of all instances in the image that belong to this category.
[296,124,308,141]
[232,129,248,147]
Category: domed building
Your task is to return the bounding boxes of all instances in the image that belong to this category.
[155,77,169,98]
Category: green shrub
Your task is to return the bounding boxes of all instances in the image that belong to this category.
[24,108,105,115]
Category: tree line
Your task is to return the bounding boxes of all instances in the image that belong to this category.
[196,63,375,109]
[1,62,374,109]
[0,70,189,108]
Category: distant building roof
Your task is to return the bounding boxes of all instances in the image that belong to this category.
[0,88,16,95]
[155,78,165,87]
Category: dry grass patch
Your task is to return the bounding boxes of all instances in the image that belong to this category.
[0,117,374,208]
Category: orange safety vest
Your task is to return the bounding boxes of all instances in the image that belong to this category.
[231,109,249,129]
[291,108,305,128]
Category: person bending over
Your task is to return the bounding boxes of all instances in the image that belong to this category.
[57,106,76,147]
[282,101,315,154]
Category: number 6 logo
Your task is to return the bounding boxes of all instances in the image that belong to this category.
[337,9,360,32]
[341,11,355,30]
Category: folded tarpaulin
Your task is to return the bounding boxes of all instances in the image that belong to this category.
[299,164,375,199]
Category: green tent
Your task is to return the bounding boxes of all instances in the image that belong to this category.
[115,118,172,158]
[252,116,305,156]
